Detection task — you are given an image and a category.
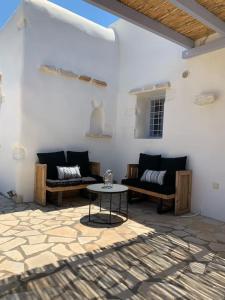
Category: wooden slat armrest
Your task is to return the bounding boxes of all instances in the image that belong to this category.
[89,161,100,176]
[176,170,192,176]
[175,170,192,215]
[35,164,47,206]
[35,164,47,185]
[126,185,174,200]
[127,164,139,179]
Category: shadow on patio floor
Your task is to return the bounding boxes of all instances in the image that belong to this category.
[0,196,225,299]
[1,228,225,299]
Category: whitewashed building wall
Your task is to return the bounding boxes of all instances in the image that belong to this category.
[0,0,119,202]
[1,0,225,222]
[113,20,225,222]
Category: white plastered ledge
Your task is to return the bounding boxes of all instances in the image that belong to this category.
[129,81,171,95]
[85,133,112,139]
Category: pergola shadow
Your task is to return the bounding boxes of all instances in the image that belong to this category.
[0,229,225,299]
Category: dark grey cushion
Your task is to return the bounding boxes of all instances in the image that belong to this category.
[37,151,66,180]
[46,178,82,187]
[160,156,187,186]
[160,157,187,172]
[46,177,97,188]
[88,174,104,183]
[138,153,161,178]
[122,178,175,195]
[67,151,90,177]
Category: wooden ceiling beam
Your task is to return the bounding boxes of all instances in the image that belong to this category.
[169,0,225,35]
[182,36,225,59]
[84,0,194,48]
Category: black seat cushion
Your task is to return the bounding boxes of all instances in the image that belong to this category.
[46,178,82,187]
[122,178,175,195]
[138,153,161,178]
[67,151,90,177]
[37,151,66,180]
[160,156,187,186]
[46,176,98,188]
[89,174,104,183]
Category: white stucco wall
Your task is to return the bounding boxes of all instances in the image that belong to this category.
[0,0,119,201]
[1,0,225,222]
[0,4,24,195]
[112,20,225,222]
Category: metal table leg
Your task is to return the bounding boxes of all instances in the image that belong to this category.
[88,192,92,222]
[109,193,112,224]
[99,193,102,212]
[119,193,121,213]
[126,191,129,219]
[88,190,128,225]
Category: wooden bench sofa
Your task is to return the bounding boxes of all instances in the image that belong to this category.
[122,154,192,216]
[34,150,101,206]
[35,161,100,206]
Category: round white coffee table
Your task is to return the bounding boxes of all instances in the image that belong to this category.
[87,183,128,225]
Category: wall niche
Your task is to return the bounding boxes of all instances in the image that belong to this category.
[86,100,112,139]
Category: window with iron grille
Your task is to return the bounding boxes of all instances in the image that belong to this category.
[149,97,165,138]
[134,91,166,139]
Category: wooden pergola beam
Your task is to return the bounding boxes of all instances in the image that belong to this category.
[169,0,225,35]
[182,36,225,59]
[84,0,194,49]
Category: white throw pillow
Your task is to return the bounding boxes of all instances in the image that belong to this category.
[57,166,81,180]
[140,170,166,186]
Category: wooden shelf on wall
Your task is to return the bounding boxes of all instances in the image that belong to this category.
[39,65,108,87]
[85,133,112,139]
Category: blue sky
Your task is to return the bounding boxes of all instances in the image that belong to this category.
[0,0,118,28]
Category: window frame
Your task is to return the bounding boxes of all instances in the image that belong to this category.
[148,96,165,139]
[134,90,166,140]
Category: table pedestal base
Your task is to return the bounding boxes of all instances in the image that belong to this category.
[88,192,128,225]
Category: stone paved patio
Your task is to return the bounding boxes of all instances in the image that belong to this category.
[0,195,225,299]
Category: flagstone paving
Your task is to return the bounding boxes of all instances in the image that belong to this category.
[0,195,225,299]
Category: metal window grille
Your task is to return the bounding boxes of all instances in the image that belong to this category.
[149,97,165,138]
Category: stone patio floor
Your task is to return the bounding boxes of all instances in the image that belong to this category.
[0,195,225,299]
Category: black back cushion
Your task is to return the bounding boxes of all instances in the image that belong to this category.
[160,156,187,186]
[67,151,90,176]
[37,151,66,179]
[138,153,161,178]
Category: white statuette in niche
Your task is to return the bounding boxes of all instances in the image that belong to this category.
[89,100,105,135]
[194,93,217,106]
[13,145,26,161]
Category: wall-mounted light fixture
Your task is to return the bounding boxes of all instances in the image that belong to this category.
[12,145,26,161]
[182,70,190,79]
[194,93,217,106]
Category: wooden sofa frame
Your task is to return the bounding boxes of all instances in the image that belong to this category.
[34,162,100,206]
[126,164,192,216]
